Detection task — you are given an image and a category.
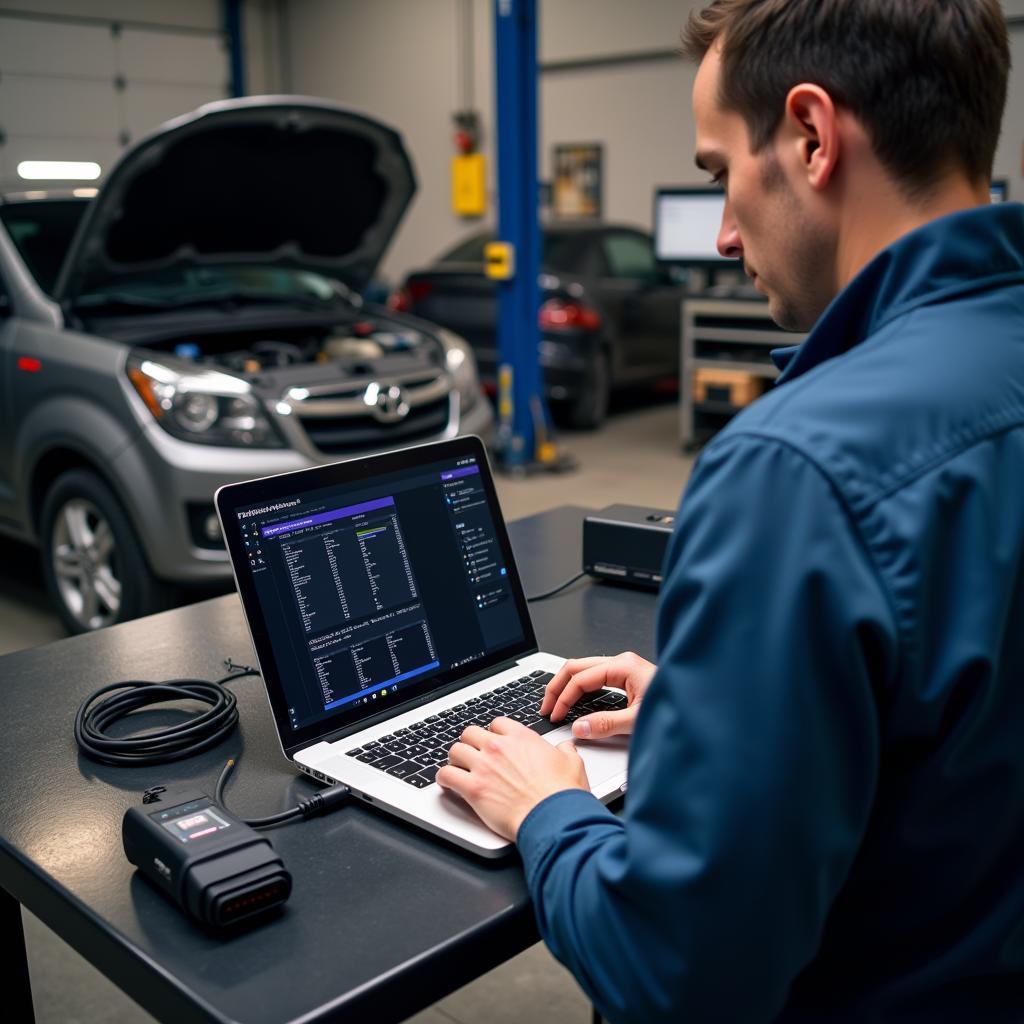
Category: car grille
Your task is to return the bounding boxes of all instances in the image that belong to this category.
[289,370,454,455]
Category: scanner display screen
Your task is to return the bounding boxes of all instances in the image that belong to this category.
[153,799,233,844]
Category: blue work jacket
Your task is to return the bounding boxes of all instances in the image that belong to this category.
[517,203,1024,1022]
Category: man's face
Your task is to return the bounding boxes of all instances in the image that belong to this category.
[693,46,834,331]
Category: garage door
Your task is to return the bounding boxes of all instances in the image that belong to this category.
[0,12,229,193]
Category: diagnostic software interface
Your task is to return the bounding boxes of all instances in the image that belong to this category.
[233,453,525,735]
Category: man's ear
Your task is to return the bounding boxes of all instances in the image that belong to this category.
[782,83,839,191]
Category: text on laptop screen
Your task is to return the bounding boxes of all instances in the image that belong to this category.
[232,452,526,735]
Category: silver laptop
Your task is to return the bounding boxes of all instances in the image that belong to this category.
[215,436,629,857]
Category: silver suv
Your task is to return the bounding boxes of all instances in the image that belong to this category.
[0,98,492,634]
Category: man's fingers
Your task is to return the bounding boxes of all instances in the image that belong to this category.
[447,740,480,769]
[557,738,582,761]
[456,724,490,749]
[487,716,526,735]
[571,707,637,740]
[435,763,467,794]
[548,663,621,721]
[540,657,610,715]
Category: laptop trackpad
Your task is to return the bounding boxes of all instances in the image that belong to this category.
[544,727,629,785]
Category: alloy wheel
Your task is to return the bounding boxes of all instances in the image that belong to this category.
[51,497,122,630]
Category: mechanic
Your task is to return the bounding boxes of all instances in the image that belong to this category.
[437,1,1024,1021]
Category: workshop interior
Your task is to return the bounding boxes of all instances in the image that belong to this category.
[2,2,1024,1024]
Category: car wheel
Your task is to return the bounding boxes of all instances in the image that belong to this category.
[40,469,170,634]
[567,347,610,429]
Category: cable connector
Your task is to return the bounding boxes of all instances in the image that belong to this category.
[223,658,258,675]
[215,760,352,829]
[297,784,352,819]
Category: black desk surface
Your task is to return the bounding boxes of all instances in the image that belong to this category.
[0,506,657,1024]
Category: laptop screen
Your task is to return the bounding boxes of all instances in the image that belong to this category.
[216,437,537,754]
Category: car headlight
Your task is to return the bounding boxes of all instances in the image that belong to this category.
[435,328,480,412]
[126,355,284,447]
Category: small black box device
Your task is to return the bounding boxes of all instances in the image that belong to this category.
[582,504,676,590]
[123,791,291,930]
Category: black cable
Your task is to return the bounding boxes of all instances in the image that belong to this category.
[76,659,352,830]
[74,659,259,767]
[527,570,587,602]
[215,758,351,830]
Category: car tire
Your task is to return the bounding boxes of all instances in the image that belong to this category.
[566,347,610,429]
[39,469,172,634]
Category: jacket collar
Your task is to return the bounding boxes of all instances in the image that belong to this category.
[770,203,1024,384]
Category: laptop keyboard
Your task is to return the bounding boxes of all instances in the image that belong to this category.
[344,669,629,789]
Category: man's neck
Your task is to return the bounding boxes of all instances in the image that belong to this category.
[835,172,990,291]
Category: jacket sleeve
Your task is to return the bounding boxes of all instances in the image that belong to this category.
[516,433,899,1023]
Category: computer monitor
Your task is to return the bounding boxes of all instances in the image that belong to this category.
[990,179,1008,203]
[654,187,729,265]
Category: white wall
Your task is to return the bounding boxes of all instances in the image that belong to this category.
[541,59,695,229]
[285,0,1023,285]
[995,23,1024,189]
[283,0,493,286]
[244,0,287,95]
[284,0,704,284]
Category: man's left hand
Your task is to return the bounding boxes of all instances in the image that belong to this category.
[436,717,590,840]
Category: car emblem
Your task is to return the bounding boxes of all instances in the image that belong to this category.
[366,383,410,423]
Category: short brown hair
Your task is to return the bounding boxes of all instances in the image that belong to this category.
[682,0,1009,193]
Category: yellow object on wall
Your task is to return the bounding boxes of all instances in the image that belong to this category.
[484,241,515,281]
[451,153,486,216]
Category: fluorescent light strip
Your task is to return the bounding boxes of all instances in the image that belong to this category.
[17,161,101,181]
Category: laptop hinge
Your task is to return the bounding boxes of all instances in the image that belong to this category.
[283,650,537,760]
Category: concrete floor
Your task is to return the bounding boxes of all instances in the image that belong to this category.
[2,395,695,1024]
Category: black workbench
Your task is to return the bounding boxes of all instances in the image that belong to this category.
[0,506,658,1024]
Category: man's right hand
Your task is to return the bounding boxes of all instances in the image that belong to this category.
[539,651,656,740]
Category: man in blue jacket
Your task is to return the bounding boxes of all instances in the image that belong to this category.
[438,1,1024,1019]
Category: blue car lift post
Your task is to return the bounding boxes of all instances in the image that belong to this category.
[491,0,572,474]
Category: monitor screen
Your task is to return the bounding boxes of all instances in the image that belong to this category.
[990,179,1008,203]
[654,187,729,263]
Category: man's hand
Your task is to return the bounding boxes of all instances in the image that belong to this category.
[540,651,656,740]
[436,718,590,840]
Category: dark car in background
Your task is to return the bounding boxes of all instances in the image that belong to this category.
[0,98,490,634]
[390,224,684,427]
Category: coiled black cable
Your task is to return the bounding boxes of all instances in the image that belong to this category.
[74,660,259,767]
[76,659,352,831]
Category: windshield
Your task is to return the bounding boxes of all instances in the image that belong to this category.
[74,265,351,309]
[0,199,89,295]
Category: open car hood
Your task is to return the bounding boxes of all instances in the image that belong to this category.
[55,96,416,303]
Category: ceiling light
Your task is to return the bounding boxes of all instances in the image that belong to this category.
[17,161,101,181]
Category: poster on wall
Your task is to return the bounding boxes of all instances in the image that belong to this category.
[552,143,602,219]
